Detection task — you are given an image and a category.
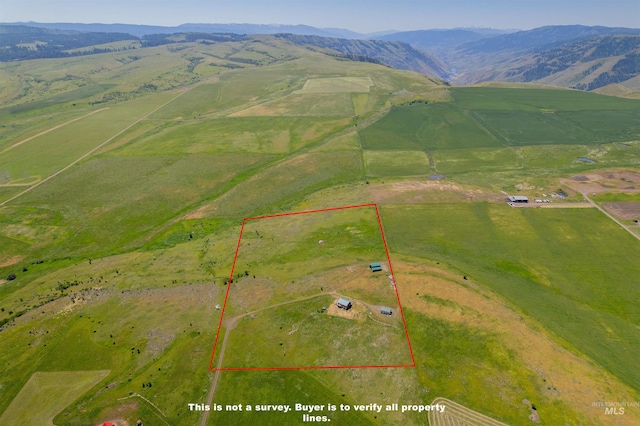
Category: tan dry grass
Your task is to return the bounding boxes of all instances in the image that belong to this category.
[428,397,508,426]
[395,261,640,425]
[0,255,24,268]
[297,77,374,93]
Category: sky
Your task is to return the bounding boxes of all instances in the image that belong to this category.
[1,0,638,33]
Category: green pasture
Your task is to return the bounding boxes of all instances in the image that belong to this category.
[209,371,375,425]
[0,370,110,426]
[208,67,307,113]
[365,150,430,176]
[433,141,640,189]
[221,295,411,369]
[593,192,640,202]
[227,207,396,315]
[207,151,363,217]
[1,35,639,425]
[382,203,640,390]
[311,130,361,152]
[351,92,371,116]
[360,102,501,151]
[433,147,521,174]
[596,141,640,165]
[405,311,591,425]
[361,87,640,153]
[451,87,640,111]
[0,279,221,424]
[299,77,373,93]
[113,116,350,156]
[0,108,98,153]
[470,110,640,145]
[237,207,384,274]
[2,153,269,261]
[147,81,222,119]
[0,83,115,120]
[0,186,24,203]
[234,92,355,116]
[0,92,177,182]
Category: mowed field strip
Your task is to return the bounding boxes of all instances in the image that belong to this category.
[0,370,110,426]
[428,398,508,426]
[0,108,108,154]
[297,77,374,93]
[0,86,194,207]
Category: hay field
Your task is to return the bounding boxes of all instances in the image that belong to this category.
[298,77,374,93]
[0,370,109,426]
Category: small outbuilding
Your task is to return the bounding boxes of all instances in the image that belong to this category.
[369,262,383,272]
[507,195,529,203]
[380,306,393,316]
[336,298,352,310]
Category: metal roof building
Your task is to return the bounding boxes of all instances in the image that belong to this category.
[369,263,383,272]
[336,298,352,310]
[380,306,393,316]
[507,195,529,203]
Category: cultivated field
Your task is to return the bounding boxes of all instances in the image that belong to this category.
[298,77,374,93]
[0,370,109,425]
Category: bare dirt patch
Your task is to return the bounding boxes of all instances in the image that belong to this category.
[369,180,500,204]
[0,255,24,268]
[562,170,640,195]
[602,202,640,220]
[326,299,368,322]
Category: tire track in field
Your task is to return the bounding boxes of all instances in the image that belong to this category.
[579,191,640,243]
[201,290,384,426]
[201,292,331,426]
[0,89,192,207]
[1,108,109,153]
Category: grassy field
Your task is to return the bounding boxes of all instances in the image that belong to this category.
[220,295,411,369]
[365,150,431,176]
[0,92,177,182]
[361,87,640,154]
[299,77,374,93]
[216,207,411,369]
[382,203,640,391]
[0,370,110,426]
[111,116,350,155]
[200,151,363,217]
[1,34,638,425]
[433,147,521,174]
[360,102,502,151]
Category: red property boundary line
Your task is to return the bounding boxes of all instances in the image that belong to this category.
[209,203,416,371]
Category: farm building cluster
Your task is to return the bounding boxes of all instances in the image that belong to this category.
[334,261,393,316]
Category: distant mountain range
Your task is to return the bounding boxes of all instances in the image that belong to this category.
[375,25,640,90]
[1,22,639,91]
[1,22,369,39]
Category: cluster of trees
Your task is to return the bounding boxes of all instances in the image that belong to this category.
[517,35,639,89]
[0,25,248,62]
[586,54,640,90]
[0,25,136,61]
[140,32,246,47]
[275,33,447,78]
